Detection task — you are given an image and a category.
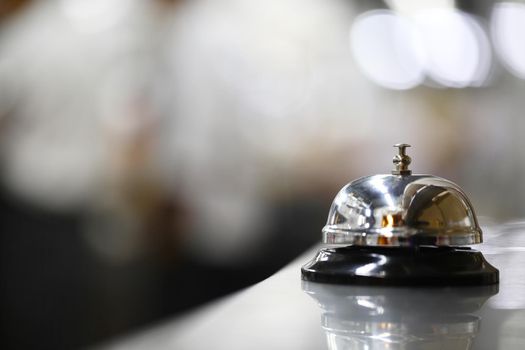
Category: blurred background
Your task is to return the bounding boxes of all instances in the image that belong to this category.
[1,0,525,348]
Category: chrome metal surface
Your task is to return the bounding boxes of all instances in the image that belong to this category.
[323,145,481,246]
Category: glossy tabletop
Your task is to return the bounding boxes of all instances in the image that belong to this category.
[103,221,525,350]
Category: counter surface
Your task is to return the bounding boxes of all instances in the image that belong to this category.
[104,221,525,350]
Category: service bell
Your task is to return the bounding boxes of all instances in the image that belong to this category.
[301,144,499,286]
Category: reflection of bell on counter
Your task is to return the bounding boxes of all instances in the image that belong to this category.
[301,144,499,285]
[302,281,498,350]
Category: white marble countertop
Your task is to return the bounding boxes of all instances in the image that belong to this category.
[102,221,525,350]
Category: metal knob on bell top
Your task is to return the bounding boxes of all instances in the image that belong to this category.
[301,143,499,286]
[392,143,412,175]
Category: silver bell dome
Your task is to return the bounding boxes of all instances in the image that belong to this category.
[323,144,482,247]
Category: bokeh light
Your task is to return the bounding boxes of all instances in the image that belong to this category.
[350,10,425,90]
[492,2,525,80]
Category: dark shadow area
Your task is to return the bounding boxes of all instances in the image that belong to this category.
[0,189,324,350]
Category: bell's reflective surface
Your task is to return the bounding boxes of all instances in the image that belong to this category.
[324,174,482,246]
[324,144,481,246]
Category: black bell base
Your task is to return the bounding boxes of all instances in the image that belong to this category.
[301,245,499,286]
